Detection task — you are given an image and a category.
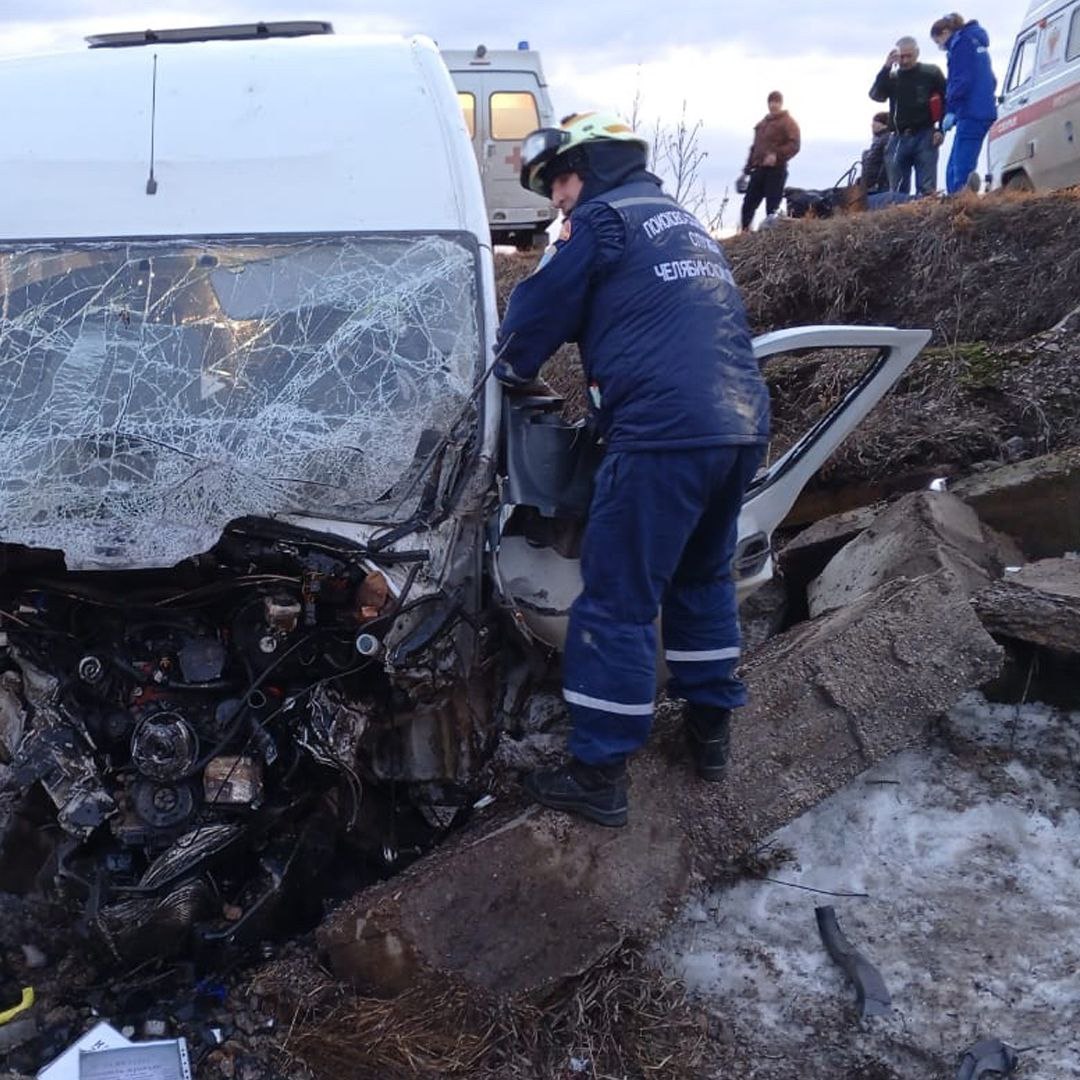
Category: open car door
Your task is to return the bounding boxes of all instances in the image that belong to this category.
[493,325,932,649]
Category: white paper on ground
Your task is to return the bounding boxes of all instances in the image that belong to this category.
[78,1038,192,1080]
[36,1021,131,1080]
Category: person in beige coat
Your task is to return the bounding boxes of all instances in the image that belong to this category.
[738,91,801,229]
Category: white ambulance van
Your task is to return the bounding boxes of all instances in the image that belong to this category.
[441,44,559,249]
[988,0,1080,190]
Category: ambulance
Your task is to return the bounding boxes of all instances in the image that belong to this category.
[441,44,559,248]
[988,0,1080,190]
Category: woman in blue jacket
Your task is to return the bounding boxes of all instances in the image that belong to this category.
[932,13,999,194]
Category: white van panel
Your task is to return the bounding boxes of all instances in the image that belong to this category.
[496,326,932,650]
[988,1,1080,190]
[0,35,488,241]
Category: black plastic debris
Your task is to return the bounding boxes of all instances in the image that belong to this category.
[956,1037,1020,1080]
[815,905,892,1018]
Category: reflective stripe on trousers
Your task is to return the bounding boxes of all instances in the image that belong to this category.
[564,444,764,766]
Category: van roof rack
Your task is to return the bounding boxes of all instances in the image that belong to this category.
[85,21,334,49]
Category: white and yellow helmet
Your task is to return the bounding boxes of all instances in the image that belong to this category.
[520,111,648,197]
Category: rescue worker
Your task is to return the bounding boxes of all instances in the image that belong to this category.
[497,112,770,828]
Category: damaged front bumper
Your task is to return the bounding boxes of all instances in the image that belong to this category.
[0,514,499,962]
[0,230,503,961]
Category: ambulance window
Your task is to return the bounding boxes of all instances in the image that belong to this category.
[490,92,540,140]
[1006,32,1037,92]
[1068,6,1080,60]
[1039,14,1066,70]
[458,92,475,138]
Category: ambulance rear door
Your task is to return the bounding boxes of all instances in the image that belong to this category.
[446,49,557,246]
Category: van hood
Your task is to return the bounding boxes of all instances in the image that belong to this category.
[0,233,481,569]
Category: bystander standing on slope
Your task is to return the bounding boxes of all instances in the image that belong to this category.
[738,91,801,230]
[870,36,947,195]
[931,12,998,194]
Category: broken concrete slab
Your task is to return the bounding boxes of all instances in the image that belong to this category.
[952,447,1080,559]
[777,502,884,595]
[807,491,1022,617]
[681,569,1003,865]
[973,558,1080,656]
[318,749,692,999]
[318,569,1002,1000]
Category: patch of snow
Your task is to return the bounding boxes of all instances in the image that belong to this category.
[658,692,1080,1077]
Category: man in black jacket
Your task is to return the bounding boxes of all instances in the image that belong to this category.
[869,36,946,195]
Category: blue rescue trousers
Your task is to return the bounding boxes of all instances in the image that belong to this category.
[564,444,765,766]
[946,117,992,194]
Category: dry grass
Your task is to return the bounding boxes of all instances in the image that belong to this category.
[725,188,1080,345]
[497,189,1080,350]
[279,942,708,1080]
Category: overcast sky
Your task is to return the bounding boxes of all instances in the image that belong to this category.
[1,1,1025,228]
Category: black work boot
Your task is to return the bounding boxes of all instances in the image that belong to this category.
[522,758,628,827]
[685,705,732,782]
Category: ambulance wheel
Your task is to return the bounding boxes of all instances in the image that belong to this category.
[1004,171,1033,193]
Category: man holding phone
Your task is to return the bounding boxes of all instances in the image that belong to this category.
[869,36,947,196]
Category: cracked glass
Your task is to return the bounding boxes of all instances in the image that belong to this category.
[0,234,480,569]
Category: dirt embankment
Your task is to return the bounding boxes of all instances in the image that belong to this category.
[726,189,1080,343]
[496,190,1080,502]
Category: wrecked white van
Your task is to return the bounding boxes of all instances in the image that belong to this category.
[0,23,505,959]
[0,22,928,961]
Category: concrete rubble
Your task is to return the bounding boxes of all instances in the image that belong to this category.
[677,568,1003,866]
[973,557,1080,657]
[952,446,1080,559]
[319,567,1003,999]
[777,502,883,595]
[806,491,1022,617]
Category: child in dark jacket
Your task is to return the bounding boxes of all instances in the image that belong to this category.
[861,112,892,194]
[932,13,998,194]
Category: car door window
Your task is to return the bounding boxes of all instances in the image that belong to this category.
[1067,5,1080,61]
[490,91,539,140]
[457,92,476,138]
[1006,31,1038,93]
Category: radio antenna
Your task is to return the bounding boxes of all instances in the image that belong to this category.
[145,53,159,194]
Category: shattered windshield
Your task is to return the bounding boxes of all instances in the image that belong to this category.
[0,234,481,569]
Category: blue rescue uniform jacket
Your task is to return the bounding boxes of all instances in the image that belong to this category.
[497,175,769,452]
[945,21,998,122]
